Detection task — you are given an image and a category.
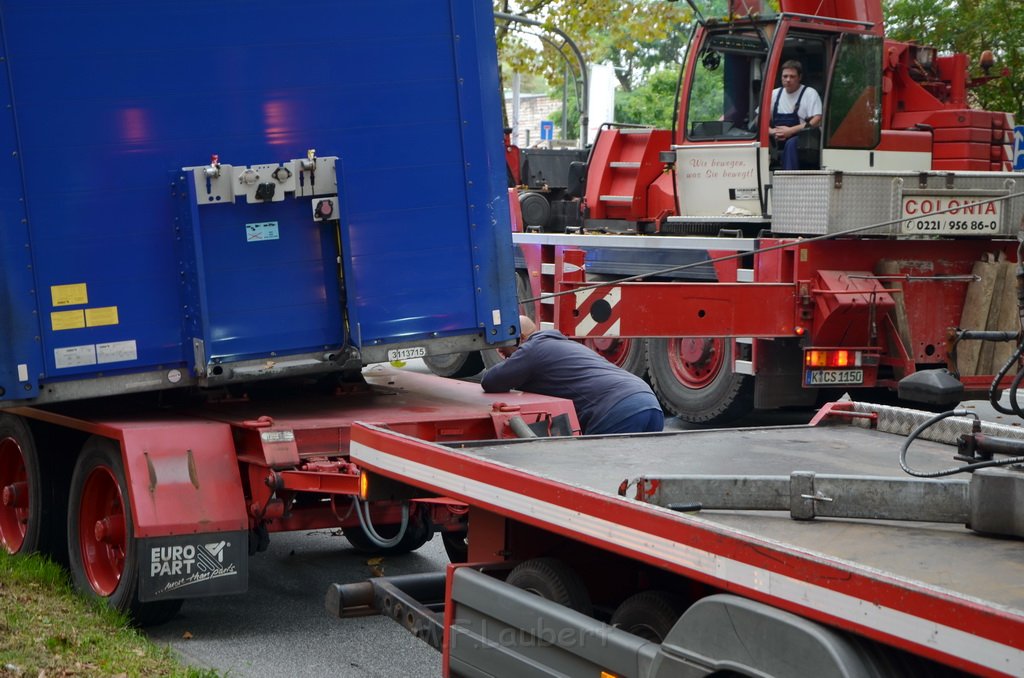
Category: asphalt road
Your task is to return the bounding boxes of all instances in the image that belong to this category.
[147,529,446,677]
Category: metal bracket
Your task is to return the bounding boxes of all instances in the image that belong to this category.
[647,468,1024,539]
[183,155,338,206]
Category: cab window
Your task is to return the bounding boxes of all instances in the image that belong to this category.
[824,34,882,148]
[686,31,766,140]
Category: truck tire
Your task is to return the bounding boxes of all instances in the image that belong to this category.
[647,337,753,425]
[505,557,593,616]
[610,590,685,642]
[582,336,649,379]
[428,272,535,379]
[423,351,485,379]
[67,436,183,626]
[481,271,538,372]
[343,504,433,555]
[0,415,65,560]
[579,276,647,379]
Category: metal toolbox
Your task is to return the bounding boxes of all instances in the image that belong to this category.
[771,170,1023,237]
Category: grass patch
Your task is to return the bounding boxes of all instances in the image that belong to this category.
[0,549,217,677]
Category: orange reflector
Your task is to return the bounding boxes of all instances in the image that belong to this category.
[805,350,826,367]
[600,673,619,678]
[358,472,369,500]
[794,325,806,336]
[805,349,862,368]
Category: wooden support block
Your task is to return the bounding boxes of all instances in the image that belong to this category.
[990,260,1020,372]
[959,257,999,376]
[976,262,1008,376]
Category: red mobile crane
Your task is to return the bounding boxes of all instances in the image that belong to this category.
[509,0,1021,425]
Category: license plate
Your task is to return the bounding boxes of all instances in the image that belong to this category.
[387,346,426,361]
[900,196,1002,235]
[805,369,864,386]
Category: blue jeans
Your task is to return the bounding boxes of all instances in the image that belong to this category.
[590,408,665,434]
[587,392,665,434]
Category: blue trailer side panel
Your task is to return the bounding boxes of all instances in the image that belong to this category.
[0,0,518,404]
[0,36,40,400]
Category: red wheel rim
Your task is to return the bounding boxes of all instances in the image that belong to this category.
[78,465,126,596]
[668,337,725,389]
[0,436,29,553]
[584,337,634,367]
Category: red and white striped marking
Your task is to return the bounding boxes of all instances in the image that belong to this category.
[574,286,621,337]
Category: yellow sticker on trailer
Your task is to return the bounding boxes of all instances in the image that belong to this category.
[85,306,119,327]
[50,282,88,307]
[50,309,85,331]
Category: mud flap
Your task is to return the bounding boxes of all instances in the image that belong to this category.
[138,531,248,601]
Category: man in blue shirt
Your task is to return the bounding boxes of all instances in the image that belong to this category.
[481,316,664,435]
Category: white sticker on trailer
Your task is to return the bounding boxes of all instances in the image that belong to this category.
[17,364,28,381]
[387,346,426,361]
[97,340,138,364]
[245,221,280,242]
[54,344,97,369]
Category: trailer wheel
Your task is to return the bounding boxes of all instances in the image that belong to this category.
[516,271,538,325]
[481,271,538,372]
[0,415,65,559]
[611,591,685,642]
[343,504,432,555]
[582,336,649,379]
[647,337,753,425]
[67,436,182,626]
[506,557,593,616]
[579,275,648,379]
[423,351,485,379]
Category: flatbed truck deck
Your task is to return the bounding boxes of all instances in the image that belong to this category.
[341,402,1024,677]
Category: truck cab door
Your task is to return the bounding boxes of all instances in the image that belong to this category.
[674,28,772,220]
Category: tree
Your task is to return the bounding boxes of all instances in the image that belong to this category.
[495,1,694,129]
[495,1,692,90]
[615,68,682,128]
[883,0,1023,118]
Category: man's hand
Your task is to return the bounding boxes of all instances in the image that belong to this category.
[771,124,803,141]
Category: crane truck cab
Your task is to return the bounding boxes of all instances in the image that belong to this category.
[677,1,915,232]
[578,0,1013,238]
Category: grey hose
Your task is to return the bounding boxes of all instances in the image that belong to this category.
[354,499,409,548]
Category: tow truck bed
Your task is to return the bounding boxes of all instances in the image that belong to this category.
[349,402,1024,675]
[449,420,1024,609]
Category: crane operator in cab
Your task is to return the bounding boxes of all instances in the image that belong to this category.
[768,60,822,170]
